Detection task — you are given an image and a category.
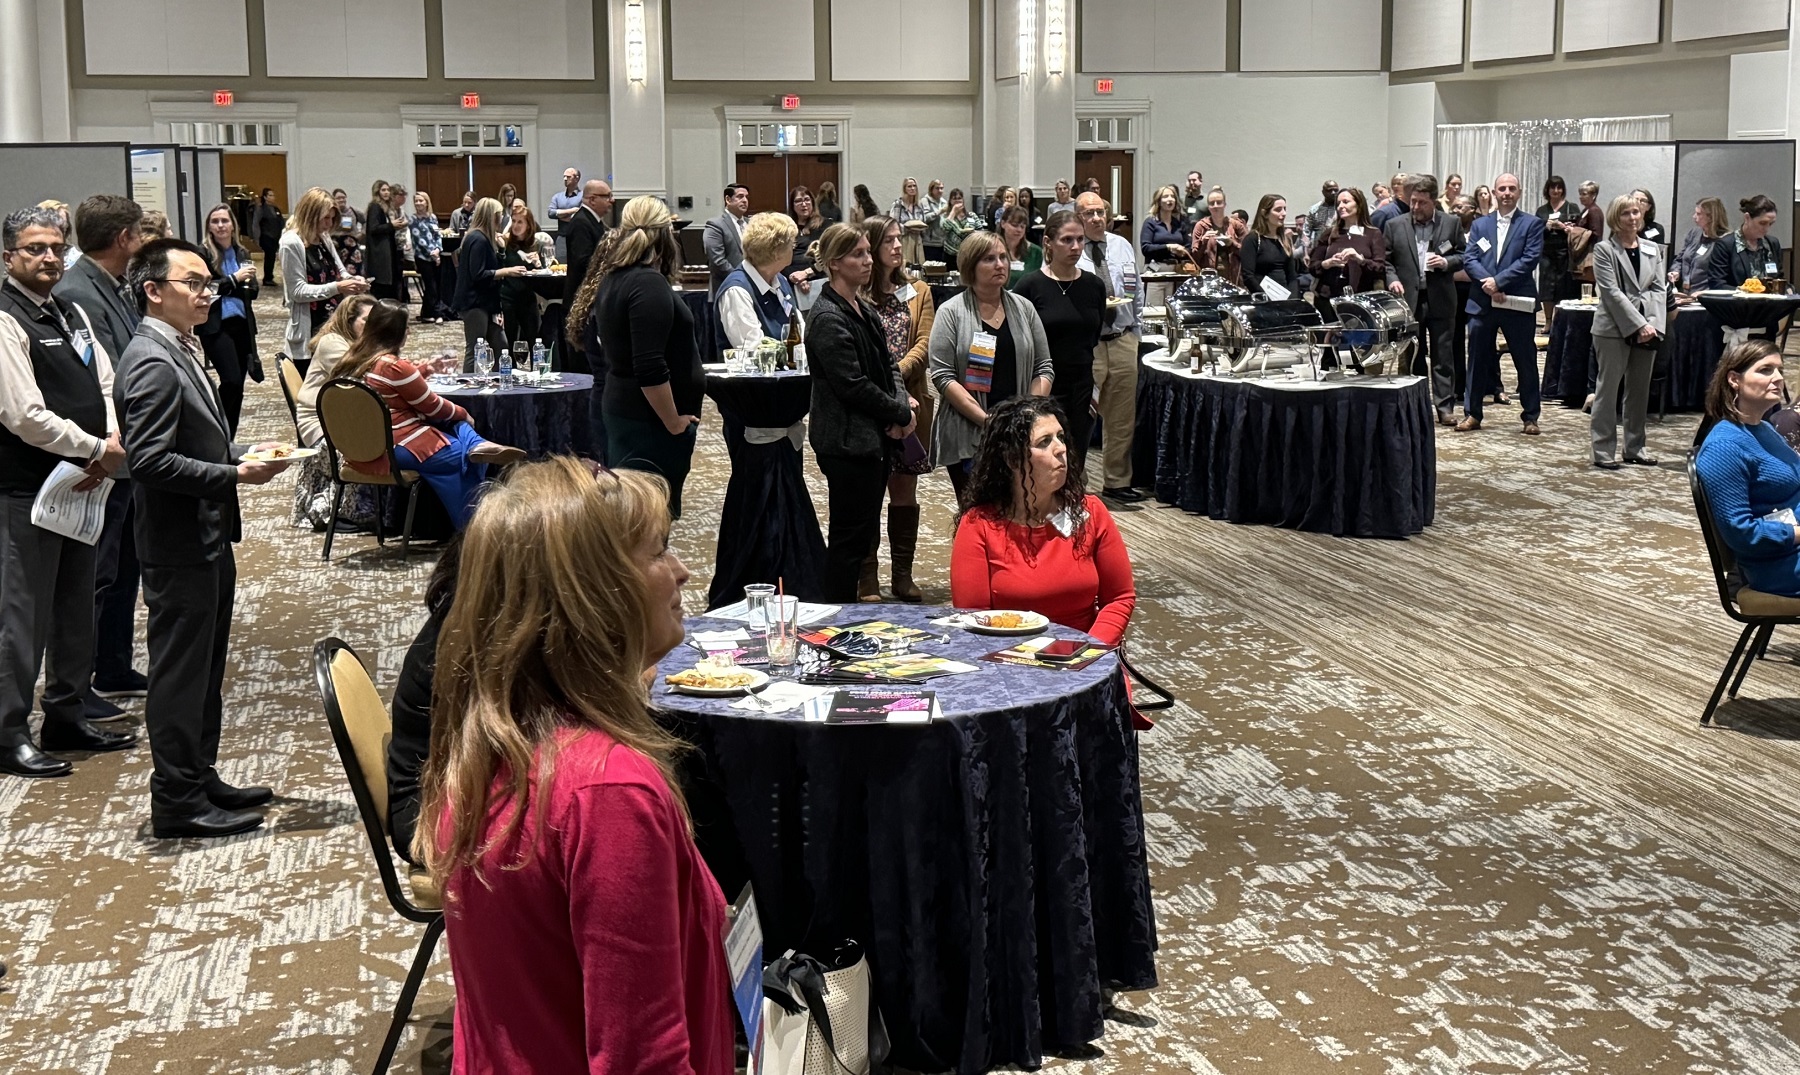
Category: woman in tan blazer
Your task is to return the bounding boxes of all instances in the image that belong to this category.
[860,216,935,601]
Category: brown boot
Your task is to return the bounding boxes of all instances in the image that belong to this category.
[858,550,882,603]
[888,504,923,602]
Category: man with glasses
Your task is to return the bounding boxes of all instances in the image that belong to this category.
[1074,192,1146,504]
[115,238,290,838]
[0,206,136,778]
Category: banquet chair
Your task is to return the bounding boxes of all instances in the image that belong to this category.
[275,353,303,438]
[1687,455,1800,724]
[313,637,445,1075]
[315,378,423,562]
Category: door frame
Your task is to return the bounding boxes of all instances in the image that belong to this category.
[1075,98,1150,225]
[150,101,300,200]
[401,105,542,214]
[721,105,853,209]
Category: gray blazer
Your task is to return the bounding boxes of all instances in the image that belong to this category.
[114,324,244,566]
[1381,210,1465,317]
[278,230,344,362]
[702,211,745,293]
[54,256,136,361]
[1592,238,1667,340]
[927,290,1055,465]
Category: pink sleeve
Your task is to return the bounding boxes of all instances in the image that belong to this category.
[1085,501,1136,647]
[949,511,996,610]
[564,781,704,1075]
[386,358,461,423]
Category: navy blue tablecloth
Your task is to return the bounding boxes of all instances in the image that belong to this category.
[1543,305,1595,406]
[1134,360,1435,538]
[655,603,1156,1074]
[703,369,827,608]
[1668,305,1723,411]
[435,373,595,459]
[681,289,720,364]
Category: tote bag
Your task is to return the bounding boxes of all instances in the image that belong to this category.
[759,943,889,1075]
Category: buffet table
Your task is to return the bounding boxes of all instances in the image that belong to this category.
[1133,352,1436,538]
[655,603,1156,1074]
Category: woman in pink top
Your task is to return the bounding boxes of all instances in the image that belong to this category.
[416,457,735,1074]
[334,300,522,527]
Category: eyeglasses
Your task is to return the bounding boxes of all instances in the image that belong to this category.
[155,276,221,296]
[7,243,68,259]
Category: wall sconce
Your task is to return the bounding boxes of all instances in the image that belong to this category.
[1018,0,1034,78]
[1045,0,1065,77]
[625,0,647,84]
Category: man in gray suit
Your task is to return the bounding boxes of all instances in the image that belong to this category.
[55,194,147,718]
[703,184,750,293]
[1383,173,1466,425]
[116,238,289,838]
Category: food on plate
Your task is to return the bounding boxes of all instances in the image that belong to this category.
[979,612,1025,629]
[666,667,757,690]
[1742,277,1767,294]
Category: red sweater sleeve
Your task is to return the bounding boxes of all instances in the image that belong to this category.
[374,356,469,426]
[949,509,998,610]
[564,778,705,1075]
[1084,498,1137,646]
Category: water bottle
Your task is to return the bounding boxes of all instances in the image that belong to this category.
[498,342,513,379]
[530,338,547,374]
[474,339,492,375]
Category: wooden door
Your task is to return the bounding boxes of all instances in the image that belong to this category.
[414,154,468,224]
[1076,149,1135,235]
[785,155,840,206]
[222,152,288,211]
[473,155,529,208]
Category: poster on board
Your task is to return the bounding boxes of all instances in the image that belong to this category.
[130,150,167,212]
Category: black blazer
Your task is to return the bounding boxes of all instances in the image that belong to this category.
[364,201,397,285]
[454,230,502,314]
[562,206,607,307]
[1382,210,1466,317]
[114,324,244,566]
[198,241,259,342]
[1709,232,1786,291]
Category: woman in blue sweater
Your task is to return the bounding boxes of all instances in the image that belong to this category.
[1695,339,1800,596]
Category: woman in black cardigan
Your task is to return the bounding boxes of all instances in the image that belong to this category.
[586,195,705,516]
[453,197,508,368]
[364,179,400,300]
[806,222,916,603]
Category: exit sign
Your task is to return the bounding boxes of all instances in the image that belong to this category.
[213,90,233,107]
[461,93,481,110]
[1094,79,1114,95]
[780,95,801,111]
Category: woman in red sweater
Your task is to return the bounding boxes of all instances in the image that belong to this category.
[334,300,522,527]
[416,457,735,1075]
[950,396,1136,646]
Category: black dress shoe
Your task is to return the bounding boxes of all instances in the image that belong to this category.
[1593,459,1622,470]
[152,805,265,840]
[84,693,127,721]
[1101,486,1146,503]
[92,670,149,698]
[1624,454,1659,466]
[41,719,138,753]
[0,741,72,778]
[206,782,275,810]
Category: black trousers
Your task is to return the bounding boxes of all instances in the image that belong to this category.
[1051,364,1096,471]
[141,551,235,816]
[502,298,541,354]
[201,317,254,438]
[92,478,140,684]
[1413,291,1457,416]
[259,239,279,284]
[418,257,443,320]
[817,453,891,604]
[0,493,95,746]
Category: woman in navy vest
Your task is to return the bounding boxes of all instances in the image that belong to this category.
[718,213,806,354]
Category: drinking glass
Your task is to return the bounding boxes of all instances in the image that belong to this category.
[742,583,775,633]
[1581,283,1595,303]
[765,595,800,672]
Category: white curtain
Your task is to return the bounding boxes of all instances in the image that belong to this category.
[1435,114,1673,204]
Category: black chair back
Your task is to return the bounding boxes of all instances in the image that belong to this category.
[1689,454,1750,624]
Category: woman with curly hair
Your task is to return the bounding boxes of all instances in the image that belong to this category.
[949,395,1136,646]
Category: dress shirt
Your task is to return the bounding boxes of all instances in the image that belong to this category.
[0,276,116,462]
[141,316,212,384]
[1076,232,1142,337]
[1407,215,1434,284]
[217,247,248,321]
[717,261,800,350]
[1495,209,1517,259]
[546,189,582,223]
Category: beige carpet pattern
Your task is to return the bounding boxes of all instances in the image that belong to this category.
[4,293,1800,1073]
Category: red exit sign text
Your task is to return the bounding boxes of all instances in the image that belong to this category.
[1094,79,1114,95]
[781,95,801,111]
[213,90,234,107]
[461,93,481,109]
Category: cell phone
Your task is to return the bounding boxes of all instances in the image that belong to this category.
[1039,639,1083,661]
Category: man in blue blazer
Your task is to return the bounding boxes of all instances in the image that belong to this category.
[1458,173,1544,434]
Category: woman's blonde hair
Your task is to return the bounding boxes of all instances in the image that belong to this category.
[565,196,681,346]
[413,190,436,219]
[811,222,867,281]
[287,187,337,243]
[1603,193,1640,236]
[415,458,687,880]
[369,179,391,204]
[742,211,798,266]
[956,229,1007,282]
[1698,197,1730,240]
[1152,184,1181,218]
[307,293,375,355]
[470,197,507,245]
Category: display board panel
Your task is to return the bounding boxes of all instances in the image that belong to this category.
[0,143,132,220]
[1673,140,1796,253]
[1545,142,1675,238]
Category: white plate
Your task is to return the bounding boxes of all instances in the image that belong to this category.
[964,611,1051,636]
[242,446,319,462]
[903,220,928,230]
[1106,296,1132,308]
[667,668,770,696]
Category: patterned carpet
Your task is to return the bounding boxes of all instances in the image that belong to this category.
[4,292,1800,1074]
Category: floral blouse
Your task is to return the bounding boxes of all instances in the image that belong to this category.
[303,240,344,331]
[869,288,911,364]
[410,217,443,263]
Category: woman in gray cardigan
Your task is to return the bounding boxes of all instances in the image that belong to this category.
[1589,194,1667,470]
[929,231,1054,503]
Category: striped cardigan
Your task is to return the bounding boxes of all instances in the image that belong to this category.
[351,354,469,474]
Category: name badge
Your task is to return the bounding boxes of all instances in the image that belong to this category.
[1476,236,1492,253]
[1122,270,1139,296]
[72,327,95,367]
[965,330,997,394]
[1438,241,1453,254]
[896,283,917,303]
[1010,260,1024,272]
[1698,244,1712,260]
[1349,225,1364,237]
[1767,262,1779,275]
